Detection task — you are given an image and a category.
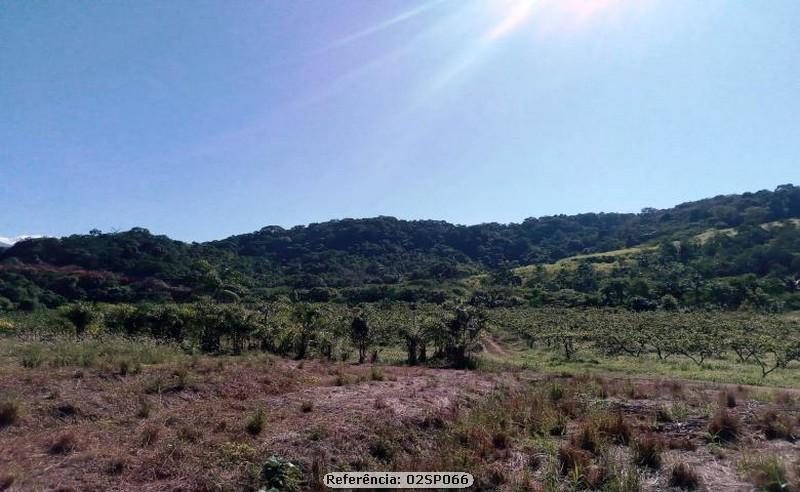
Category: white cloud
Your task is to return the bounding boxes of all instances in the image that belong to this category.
[0,235,44,246]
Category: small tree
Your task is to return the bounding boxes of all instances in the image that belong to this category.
[350,312,370,364]
[445,306,485,368]
[60,302,100,335]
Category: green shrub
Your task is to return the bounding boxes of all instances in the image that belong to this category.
[259,455,301,491]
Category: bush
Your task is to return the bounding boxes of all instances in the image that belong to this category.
[246,408,266,436]
[300,401,313,413]
[60,302,100,335]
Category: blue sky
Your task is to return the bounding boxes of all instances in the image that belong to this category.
[1,0,798,242]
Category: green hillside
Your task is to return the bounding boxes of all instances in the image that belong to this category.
[1,184,799,311]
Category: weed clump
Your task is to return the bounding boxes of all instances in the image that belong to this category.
[301,401,313,413]
[368,437,395,463]
[245,408,266,436]
[548,383,565,402]
[118,359,141,376]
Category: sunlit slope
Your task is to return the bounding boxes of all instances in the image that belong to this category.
[510,218,800,278]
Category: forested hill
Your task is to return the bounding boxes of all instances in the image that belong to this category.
[1,184,800,310]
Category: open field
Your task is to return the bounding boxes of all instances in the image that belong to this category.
[1,334,800,491]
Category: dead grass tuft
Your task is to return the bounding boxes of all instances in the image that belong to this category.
[571,422,602,454]
[632,434,663,469]
[719,390,737,408]
[759,407,797,441]
[598,413,632,445]
[139,424,161,447]
[105,458,125,475]
[0,474,15,491]
[0,399,20,427]
[557,444,590,475]
[492,430,510,449]
[669,463,700,490]
[707,408,740,442]
[48,432,78,454]
[52,403,78,419]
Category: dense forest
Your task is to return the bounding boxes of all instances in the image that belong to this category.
[1,184,799,311]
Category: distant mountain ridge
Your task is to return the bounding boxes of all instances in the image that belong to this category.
[1,184,799,310]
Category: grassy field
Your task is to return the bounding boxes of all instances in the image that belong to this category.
[483,328,800,389]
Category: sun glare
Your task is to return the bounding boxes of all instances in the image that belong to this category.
[484,0,625,40]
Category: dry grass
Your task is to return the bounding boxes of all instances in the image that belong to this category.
[1,347,797,491]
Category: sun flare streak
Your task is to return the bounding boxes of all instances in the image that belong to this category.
[484,0,536,40]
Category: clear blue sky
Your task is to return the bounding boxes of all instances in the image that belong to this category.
[1,0,798,242]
